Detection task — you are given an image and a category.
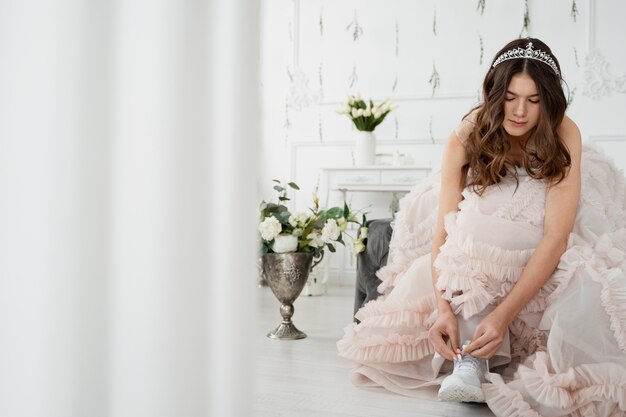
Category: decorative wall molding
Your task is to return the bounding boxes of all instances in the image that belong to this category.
[581,0,626,100]
[581,51,626,99]
[588,134,626,143]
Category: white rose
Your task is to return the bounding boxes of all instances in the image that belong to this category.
[307,232,325,248]
[288,211,308,228]
[373,111,381,119]
[272,234,298,253]
[363,108,372,117]
[359,226,368,239]
[353,239,365,254]
[258,216,282,241]
[322,219,341,242]
[351,108,359,118]
[356,108,364,117]
[337,217,348,232]
[354,93,362,102]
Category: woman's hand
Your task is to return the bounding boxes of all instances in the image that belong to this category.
[461,311,509,359]
[428,309,460,361]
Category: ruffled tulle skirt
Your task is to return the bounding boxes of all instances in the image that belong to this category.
[337,146,626,417]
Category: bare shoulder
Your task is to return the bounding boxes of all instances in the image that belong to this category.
[445,130,469,165]
[557,115,582,150]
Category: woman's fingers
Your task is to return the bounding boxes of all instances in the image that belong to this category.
[429,330,455,361]
[428,325,457,361]
[462,330,503,359]
[461,330,487,354]
[467,340,500,359]
[448,325,460,356]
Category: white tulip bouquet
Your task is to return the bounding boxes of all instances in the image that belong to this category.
[258,180,368,256]
[336,94,398,132]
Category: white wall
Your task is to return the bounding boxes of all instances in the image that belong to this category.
[259,0,626,275]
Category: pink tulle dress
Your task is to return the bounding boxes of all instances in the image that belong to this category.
[337,115,626,417]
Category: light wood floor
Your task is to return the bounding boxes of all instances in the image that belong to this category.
[254,283,495,417]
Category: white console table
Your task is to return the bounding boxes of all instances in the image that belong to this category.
[321,165,432,214]
[308,165,431,295]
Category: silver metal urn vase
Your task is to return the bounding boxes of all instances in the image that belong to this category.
[262,252,323,340]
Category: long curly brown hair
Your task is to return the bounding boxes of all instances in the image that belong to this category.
[463,38,571,195]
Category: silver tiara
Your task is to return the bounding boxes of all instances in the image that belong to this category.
[492,42,560,77]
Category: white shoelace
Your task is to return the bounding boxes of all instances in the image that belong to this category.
[454,354,484,373]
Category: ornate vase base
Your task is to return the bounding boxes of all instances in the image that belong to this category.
[267,322,307,340]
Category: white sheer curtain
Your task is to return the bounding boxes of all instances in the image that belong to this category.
[0,1,259,416]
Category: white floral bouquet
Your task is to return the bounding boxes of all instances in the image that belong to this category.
[258,180,368,255]
[336,94,398,132]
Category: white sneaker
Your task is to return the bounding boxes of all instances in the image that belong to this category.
[437,342,488,403]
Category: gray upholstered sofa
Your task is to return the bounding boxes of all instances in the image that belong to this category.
[354,218,393,321]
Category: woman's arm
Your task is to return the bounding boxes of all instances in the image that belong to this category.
[428,130,468,360]
[464,117,582,358]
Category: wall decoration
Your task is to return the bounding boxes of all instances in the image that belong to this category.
[284,96,291,143]
[574,48,580,67]
[429,62,440,97]
[287,67,318,110]
[479,33,484,65]
[571,0,579,22]
[346,9,363,42]
[429,114,435,144]
[567,87,576,106]
[519,0,530,38]
[318,111,324,142]
[392,75,398,92]
[581,51,626,99]
[395,20,400,57]
[477,0,486,15]
[394,115,399,140]
[319,7,324,37]
[348,63,358,89]
[432,5,437,36]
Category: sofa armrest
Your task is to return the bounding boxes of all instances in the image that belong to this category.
[354,218,392,320]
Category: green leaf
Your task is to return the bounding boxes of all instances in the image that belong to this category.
[272,179,281,184]
[324,207,343,218]
[362,213,367,226]
[313,216,326,228]
[275,211,291,224]
[273,185,284,192]
[343,202,350,218]
[287,182,300,190]
[326,243,336,253]
[278,196,290,201]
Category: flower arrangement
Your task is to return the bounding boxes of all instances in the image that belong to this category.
[258,180,368,255]
[336,94,398,132]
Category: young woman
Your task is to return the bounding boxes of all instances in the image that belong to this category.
[337,38,626,416]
